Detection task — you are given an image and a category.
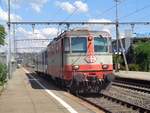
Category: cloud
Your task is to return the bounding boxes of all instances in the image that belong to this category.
[29,0,48,13]
[0,7,22,21]
[40,28,58,37]
[16,27,58,39]
[87,18,113,34]
[15,27,58,52]
[88,18,112,23]
[56,1,75,13]
[56,1,88,14]
[74,1,88,13]
[3,0,48,13]
[17,27,30,34]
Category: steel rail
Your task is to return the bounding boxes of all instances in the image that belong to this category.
[112,80,150,93]
[78,95,111,113]
[114,78,150,88]
[79,92,150,113]
[100,93,150,112]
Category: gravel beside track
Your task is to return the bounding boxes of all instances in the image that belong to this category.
[78,79,150,113]
[79,94,138,113]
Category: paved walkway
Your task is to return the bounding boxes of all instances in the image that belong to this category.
[0,68,102,113]
[114,71,150,81]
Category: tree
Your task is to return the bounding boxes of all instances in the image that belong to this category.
[0,25,6,45]
[0,25,7,85]
[124,40,150,71]
[134,41,150,71]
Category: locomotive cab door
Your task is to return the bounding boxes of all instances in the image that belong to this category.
[61,37,70,80]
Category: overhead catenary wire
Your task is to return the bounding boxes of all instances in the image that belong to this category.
[15,38,52,41]
[68,0,120,21]
[63,0,87,22]
[9,21,150,26]
[50,8,64,21]
[63,8,78,22]
[92,0,127,19]
[137,13,150,21]
[119,3,150,20]
[0,0,6,11]
[96,5,116,18]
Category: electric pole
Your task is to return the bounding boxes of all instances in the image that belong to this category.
[115,0,119,72]
[8,0,11,79]
[114,0,129,72]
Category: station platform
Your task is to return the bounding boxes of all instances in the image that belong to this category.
[0,68,103,113]
[114,71,150,81]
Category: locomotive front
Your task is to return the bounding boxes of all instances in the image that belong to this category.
[63,29,113,93]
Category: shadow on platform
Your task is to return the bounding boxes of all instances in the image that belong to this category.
[25,72,63,91]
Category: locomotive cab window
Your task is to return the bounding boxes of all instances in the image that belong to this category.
[71,37,87,53]
[94,36,108,52]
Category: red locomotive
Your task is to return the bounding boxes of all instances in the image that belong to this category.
[36,29,113,93]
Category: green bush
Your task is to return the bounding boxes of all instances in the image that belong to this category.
[134,41,150,72]
[128,64,140,71]
[125,41,150,72]
[0,63,7,85]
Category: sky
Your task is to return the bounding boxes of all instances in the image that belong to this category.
[0,0,150,22]
[0,0,150,52]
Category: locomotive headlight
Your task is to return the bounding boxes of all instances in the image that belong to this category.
[102,64,109,69]
[72,65,79,70]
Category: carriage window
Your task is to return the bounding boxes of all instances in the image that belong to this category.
[94,37,108,52]
[71,37,87,53]
[64,37,70,53]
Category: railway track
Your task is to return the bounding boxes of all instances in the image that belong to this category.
[79,94,139,113]
[29,70,150,113]
[114,78,150,89]
[112,81,150,94]
[80,93,150,113]
[78,80,150,113]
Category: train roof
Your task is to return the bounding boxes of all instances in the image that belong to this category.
[67,29,111,37]
[47,29,111,46]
